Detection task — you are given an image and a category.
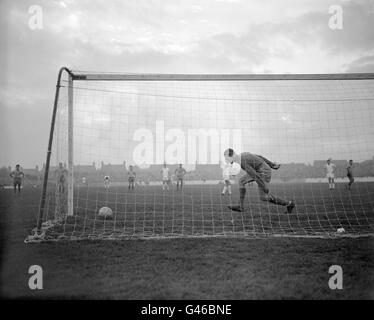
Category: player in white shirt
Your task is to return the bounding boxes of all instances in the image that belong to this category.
[104,175,110,189]
[161,163,170,191]
[325,158,336,190]
[222,162,233,195]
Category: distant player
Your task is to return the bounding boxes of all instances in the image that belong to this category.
[56,162,68,194]
[55,163,68,215]
[221,162,233,195]
[104,175,110,189]
[10,164,24,194]
[325,158,336,190]
[128,165,136,190]
[175,164,187,190]
[346,159,355,190]
[225,149,295,214]
[161,163,170,191]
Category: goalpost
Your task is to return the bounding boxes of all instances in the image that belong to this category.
[26,67,374,241]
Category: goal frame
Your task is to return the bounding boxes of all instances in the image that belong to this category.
[36,67,374,232]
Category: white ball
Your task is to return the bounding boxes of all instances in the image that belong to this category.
[98,206,113,218]
[230,162,241,176]
[337,227,345,233]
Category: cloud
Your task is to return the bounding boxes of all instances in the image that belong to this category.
[345,54,374,72]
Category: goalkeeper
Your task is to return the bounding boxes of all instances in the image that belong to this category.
[224,148,295,214]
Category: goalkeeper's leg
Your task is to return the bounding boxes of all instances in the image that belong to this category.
[258,169,295,213]
[258,186,295,214]
[228,174,253,212]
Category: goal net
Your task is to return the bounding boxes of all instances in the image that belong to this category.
[26,68,374,241]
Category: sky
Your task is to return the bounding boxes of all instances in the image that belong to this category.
[1,0,374,168]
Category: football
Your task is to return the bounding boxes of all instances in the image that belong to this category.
[98,206,113,218]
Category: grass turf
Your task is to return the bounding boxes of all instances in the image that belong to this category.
[0,186,373,299]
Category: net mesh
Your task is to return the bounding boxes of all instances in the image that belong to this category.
[26,72,374,241]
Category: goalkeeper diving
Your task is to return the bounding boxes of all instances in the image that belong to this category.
[224,148,295,214]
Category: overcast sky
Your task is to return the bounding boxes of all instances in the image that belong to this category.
[1,0,374,168]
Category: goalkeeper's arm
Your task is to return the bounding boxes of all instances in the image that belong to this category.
[257,155,281,170]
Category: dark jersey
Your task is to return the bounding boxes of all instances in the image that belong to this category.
[175,168,186,179]
[128,170,136,179]
[347,165,353,176]
[240,152,276,172]
[56,168,68,183]
[239,153,278,193]
[10,170,24,181]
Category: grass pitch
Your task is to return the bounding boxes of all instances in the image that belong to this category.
[0,185,373,299]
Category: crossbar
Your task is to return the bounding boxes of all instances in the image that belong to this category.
[70,72,374,81]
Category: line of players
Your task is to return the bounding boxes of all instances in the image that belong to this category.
[325,158,355,190]
[7,157,356,196]
[102,163,189,191]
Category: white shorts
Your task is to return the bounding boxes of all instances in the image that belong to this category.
[223,174,230,181]
[327,173,335,179]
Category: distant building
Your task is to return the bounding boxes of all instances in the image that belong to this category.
[313,160,348,168]
[356,159,374,177]
[74,162,96,176]
[22,165,40,177]
[195,164,221,180]
[272,163,310,181]
[148,164,178,175]
[101,161,126,173]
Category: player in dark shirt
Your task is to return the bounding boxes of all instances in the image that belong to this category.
[128,165,136,190]
[56,162,68,194]
[175,164,187,191]
[10,164,24,193]
[346,159,355,190]
[224,148,295,214]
